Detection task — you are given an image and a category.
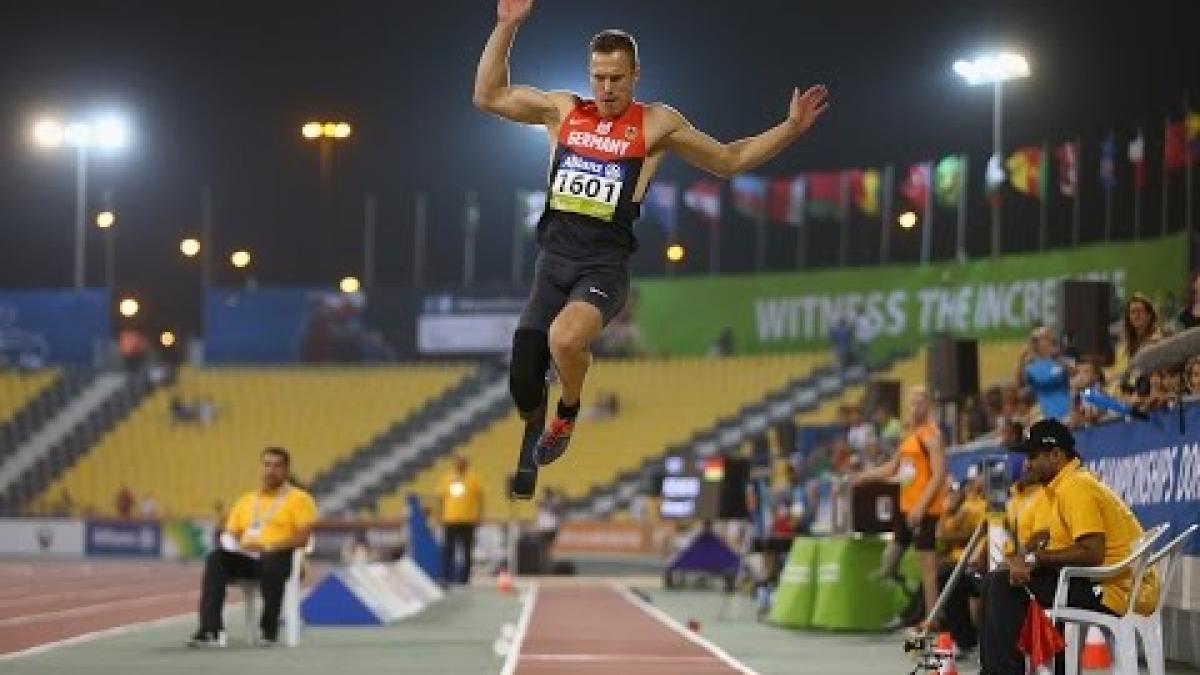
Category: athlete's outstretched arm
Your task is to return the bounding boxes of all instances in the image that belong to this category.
[473,0,564,126]
[660,85,829,178]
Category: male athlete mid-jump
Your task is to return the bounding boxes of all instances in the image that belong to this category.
[475,0,829,497]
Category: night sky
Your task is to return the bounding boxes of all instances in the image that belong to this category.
[0,0,1197,339]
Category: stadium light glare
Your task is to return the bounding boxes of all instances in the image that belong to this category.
[953,52,1030,86]
[231,250,251,268]
[32,118,64,148]
[898,211,918,229]
[339,276,361,293]
[160,331,176,347]
[332,122,352,139]
[118,297,139,318]
[666,243,686,262]
[302,121,323,139]
[180,238,201,257]
[96,211,116,229]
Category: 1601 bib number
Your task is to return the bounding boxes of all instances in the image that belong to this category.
[550,168,621,221]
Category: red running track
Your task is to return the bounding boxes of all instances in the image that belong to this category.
[0,560,225,656]
[509,584,752,675]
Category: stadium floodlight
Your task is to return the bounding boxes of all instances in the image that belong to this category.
[898,211,918,229]
[118,297,139,318]
[953,51,1030,257]
[339,276,361,293]
[665,244,685,263]
[952,52,1030,87]
[96,211,115,228]
[30,110,135,288]
[302,121,323,139]
[180,238,201,257]
[160,331,176,347]
[231,250,251,268]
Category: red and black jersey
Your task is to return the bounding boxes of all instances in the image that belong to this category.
[536,98,647,262]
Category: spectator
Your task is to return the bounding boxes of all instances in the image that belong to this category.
[189,447,317,647]
[341,529,372,566]
[1069,358,1108,426]
[829,316,854,369]
[1185,356,1200,395]
[708,327,735,357]
[932,469,987,657]
[115,485,135,519]
[861,438,889,469]
[170,394,196,424]
[850,386,947,630]
[872,402,904,450]
[535,487,565,547]
[1177,273,1200,330]
[844,405,876,455]
[138,493,160,519]
[1119,293,1162,367]
[436,455,484,586]
[978,419,1159,674]
[1017,327,1073,422]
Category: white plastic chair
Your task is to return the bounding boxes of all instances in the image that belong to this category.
[1049,523,1169,675]
[241,540,312,647]
[1126,524,1199,675]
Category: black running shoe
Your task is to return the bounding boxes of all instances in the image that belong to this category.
[186,630,227,648]
[534,416,575,466]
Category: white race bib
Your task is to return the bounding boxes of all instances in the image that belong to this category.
[549,160,623,222]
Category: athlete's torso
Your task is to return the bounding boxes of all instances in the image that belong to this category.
[537,98,651,263]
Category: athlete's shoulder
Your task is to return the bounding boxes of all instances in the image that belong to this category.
[643,102,689,133]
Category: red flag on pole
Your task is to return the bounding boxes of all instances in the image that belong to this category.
[1017,595,1065,670]
[1166,120,1187,170]
[899,162,931,212]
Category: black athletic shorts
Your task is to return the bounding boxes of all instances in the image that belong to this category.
[894,512,940,552]
[518,251,630,331]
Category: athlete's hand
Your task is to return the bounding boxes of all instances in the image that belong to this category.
[497,0,533,24]
[787,85,830,134]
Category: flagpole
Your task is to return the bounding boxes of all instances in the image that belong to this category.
[1072,138,1082,247]
[795,205,807,270]
[665,187,678,277]
[832,171,845,266]
[1162,118,1170,237]
[363,194,377,289]
[956,154,968,262]
[709,211,720,276]
[880,164,893,265]
[512,191,524,287]
[413,191,426,288]
[755,209,767,273]
[1134,128,1143,241]
[920,163,933,265]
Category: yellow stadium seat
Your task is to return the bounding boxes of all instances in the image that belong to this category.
[42,364,471,517]
[0,369,58,426]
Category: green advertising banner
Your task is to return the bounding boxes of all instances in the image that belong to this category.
[631,234,1186,356]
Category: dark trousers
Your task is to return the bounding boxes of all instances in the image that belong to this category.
[198,549,293,638]
[978,567,1111,675]
[938,564,980,651]
[442,523,476,584]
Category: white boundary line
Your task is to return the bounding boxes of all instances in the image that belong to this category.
[499,582,539,675]
[611,583,759,675]
[0,611,194,661]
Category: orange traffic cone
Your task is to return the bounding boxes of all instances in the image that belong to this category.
[496,569,514,594]
[935,632,958,675]
[1080,626,1111,669]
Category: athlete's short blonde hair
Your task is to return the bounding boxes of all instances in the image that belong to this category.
[590,29,639,68]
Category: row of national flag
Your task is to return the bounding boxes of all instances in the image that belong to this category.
[515,113,1200,232]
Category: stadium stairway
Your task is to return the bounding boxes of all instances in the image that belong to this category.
[1,369,94,460]
[563,354,906,519]
[317,362,512,517]
[0,371,159,513]
[310,361,511,514]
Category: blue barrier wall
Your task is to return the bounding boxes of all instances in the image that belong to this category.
[0,290,108,365]
[949,404,1200,554]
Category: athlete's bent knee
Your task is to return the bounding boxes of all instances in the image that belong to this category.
[548,323,586,357]
[509,329,550,414]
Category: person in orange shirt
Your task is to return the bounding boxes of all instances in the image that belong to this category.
[978,419,1158,675]
[851,385,948,630]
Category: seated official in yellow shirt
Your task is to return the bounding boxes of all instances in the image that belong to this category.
[932,469,988,655]
[979,419,1159,675]
[189,447,317,648]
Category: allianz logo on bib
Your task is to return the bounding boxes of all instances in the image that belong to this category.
[560,154,624,180]
[565,130,631,155]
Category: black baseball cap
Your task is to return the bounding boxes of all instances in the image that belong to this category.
[1017,418,1076,455]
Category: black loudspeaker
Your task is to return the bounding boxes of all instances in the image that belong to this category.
[863,379,901,417]
[1057,280,1114,366]
[718,457,750,519]
[851,482,899,534]
[927,336,979,402]
[516,533,547,574]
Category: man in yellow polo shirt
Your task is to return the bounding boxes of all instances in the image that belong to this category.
[437,455,484,585]
[189,447,317,647]
[978,419,1158,675]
